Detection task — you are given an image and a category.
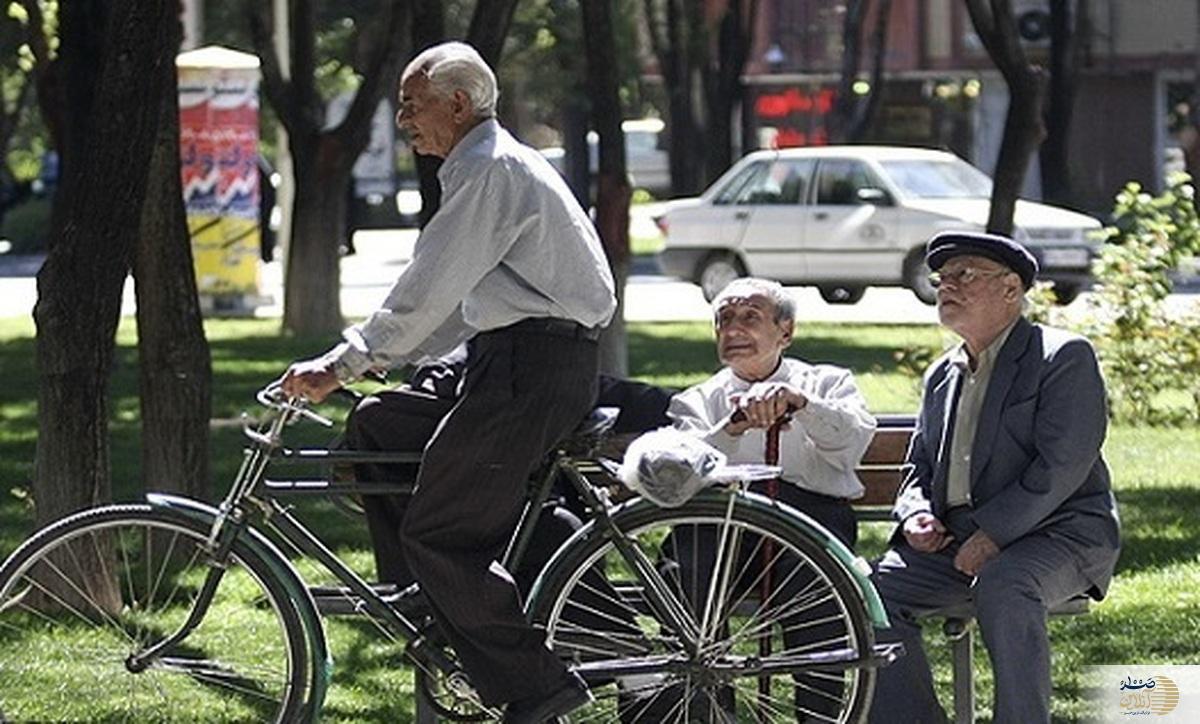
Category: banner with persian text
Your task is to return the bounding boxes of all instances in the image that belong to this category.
[178,47,261,308]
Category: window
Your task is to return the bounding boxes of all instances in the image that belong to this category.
[715,159,814,206]
[714,162,769,205]
[815,159,877,205]
[879,159,992,198]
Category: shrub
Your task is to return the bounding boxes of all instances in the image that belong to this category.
[1084,174,1200,424]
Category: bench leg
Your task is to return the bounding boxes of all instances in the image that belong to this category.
[951,623,975,724]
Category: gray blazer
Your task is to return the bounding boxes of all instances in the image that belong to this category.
[893,317,1121,598]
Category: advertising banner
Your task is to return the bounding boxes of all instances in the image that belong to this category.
[177,46,261,308]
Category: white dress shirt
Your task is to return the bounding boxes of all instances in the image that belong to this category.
[332,119,617,378]
[668,358,876,499]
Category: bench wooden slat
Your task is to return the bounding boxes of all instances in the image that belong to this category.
[855,470,904,507]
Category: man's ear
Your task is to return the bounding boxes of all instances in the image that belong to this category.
[451,89,472,121]
[779,319,795,347]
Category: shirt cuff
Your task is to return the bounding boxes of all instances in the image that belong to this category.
[327,341,367,384]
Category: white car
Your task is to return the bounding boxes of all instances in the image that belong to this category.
[656,145,1101,304]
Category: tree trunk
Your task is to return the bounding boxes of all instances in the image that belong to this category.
[855,0,894,142]
[132,12,213,501]
[988,68,1047,234]
[1040,0,1077,206]
[412,0,446,225]
[33,1,176,614]
[249,0,408,337]
[283,138,354,335]
[831,0,869,144]
[965,0,1048,235]
[467,0,521,67]
[701,0,759,186]
[562,99,591,207]
[644,0,704,197]
[583,0,632,376]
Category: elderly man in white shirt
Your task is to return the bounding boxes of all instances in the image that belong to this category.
[281,42,614,724]
[665,276,875,721]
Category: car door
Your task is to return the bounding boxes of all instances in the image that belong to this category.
[665,160,768,257]
[805,158,898,282]
[732,157,814,281]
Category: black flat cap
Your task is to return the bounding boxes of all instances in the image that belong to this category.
[926,231,1038,288]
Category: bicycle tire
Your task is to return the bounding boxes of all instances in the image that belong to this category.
[529,492,876,723]
[0,504,310,723]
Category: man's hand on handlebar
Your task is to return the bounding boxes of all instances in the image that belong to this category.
[725,382,808,436]
[280,356,342,403]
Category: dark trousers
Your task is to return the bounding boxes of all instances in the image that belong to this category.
[346,389,452,588]
[396,326,599,706]
[868,508,1092,724]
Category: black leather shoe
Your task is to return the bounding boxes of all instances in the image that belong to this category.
[503,672,592,724]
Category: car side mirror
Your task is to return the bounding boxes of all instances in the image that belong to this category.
[856,187,892,206]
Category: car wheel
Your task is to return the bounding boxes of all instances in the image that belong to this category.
[696,252,746,302]
[1051,283,1081,305]
[904,249,936,305]
[817,285,866,305]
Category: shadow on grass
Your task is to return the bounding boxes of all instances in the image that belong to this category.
[1111,486,1200,576]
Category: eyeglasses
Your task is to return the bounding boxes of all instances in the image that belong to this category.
[928,266,1012,288]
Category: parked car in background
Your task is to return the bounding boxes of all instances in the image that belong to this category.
[656,145,1102,305]
[540,118,671,198]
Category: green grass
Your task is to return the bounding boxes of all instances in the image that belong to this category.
[0,316,1197,722]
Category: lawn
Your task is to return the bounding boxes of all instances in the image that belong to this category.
[0,316,1197,722]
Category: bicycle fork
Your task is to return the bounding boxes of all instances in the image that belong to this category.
[123,506,250,673]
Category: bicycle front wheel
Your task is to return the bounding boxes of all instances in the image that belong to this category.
[0,505,310,723]
[530,493,875,723]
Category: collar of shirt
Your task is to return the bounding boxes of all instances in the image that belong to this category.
[438,118,500,182]
[950,318,1018,377]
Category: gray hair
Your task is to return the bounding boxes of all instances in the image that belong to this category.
[712,278,796,324]
[401,42,498,119]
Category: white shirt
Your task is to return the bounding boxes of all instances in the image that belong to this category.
[332,120,617,377]
[668,358,876,499]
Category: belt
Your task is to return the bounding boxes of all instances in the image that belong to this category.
[505,317,602,341]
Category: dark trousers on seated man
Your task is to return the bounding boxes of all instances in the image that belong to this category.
[870,506,1099,724]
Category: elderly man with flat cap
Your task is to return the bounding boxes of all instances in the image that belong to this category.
[867,232,1120,723]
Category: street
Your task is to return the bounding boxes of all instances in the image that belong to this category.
[2,216,1197,324]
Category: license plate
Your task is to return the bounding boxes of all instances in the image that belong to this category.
[1040,247,1090,268]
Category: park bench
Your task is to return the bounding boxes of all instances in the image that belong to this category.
[856,414,1091,724]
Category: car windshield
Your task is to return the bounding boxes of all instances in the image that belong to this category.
[879,158,993,198]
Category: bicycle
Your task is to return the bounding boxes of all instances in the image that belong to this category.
[0,382,899,723]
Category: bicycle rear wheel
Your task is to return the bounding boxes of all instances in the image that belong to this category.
[529,493,875,723]
[0,505,309,723]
